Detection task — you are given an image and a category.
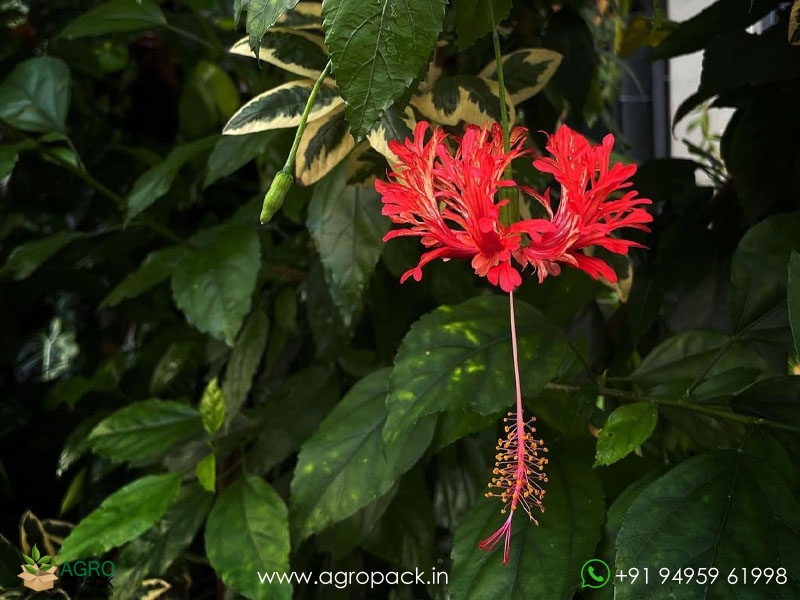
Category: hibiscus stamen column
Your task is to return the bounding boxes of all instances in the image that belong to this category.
[478,291,548,564]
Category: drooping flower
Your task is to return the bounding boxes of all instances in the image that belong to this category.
[375,121,560,293]
[528,124,653,282]
[376,121,652,567]
[376,122,652,291]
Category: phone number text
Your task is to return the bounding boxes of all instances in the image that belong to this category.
[615,567,787,585]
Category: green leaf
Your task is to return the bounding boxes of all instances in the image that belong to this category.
[321,0,446,140]
[672,28,800,125]
[383,296,567,446]
[0,534,23,588]
[205,475,291,600]
[31,544,39,562]
[204,131,275,188]
[479,49,563,104]
[112,483,212,598]
[223,80,341,135]
[57,473,182,563]
[413,75,514,126]
[733,376,800,428]
[89,399,205,463]
[451,0,510,49]
[790,252,800,356]
[222,306,270,422]
[22,554,35,565]
[594,403,658,467]
[59,0,167,39]
[0,140,35,179]
[199,377,226,435]
[99,246,188,308]
[149,341,201,395]
[730,213,800,333]
[24,565,37,575]
[247,366,339,474]
[231,31,329,79]
[291,368,435,540]
[196,453,216,492]
[246,0,301,52]
[171,225,261,345]
[615,452,800,599]
[0,57,70,133]
[307,163,388,327]
[126,135,218,222]
[362,469,434,570]
[294,106,355,185]
[450,445,604,600]
[1,231,83,281]
[651,0,780,60]
[631,331,767,387]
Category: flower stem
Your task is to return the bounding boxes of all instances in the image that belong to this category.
[509,291,524,424]
[283,60,333,174]
[488,11,519,227]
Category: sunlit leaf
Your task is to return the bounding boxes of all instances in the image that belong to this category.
[383,296,567,446]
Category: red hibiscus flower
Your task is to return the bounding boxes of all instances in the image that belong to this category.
[529,124,653,282]
[376,121,557,293]
[376,122,651,291]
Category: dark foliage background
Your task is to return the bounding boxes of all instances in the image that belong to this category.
[1,0,800,599]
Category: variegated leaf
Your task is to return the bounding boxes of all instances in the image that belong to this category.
[230,29,328,78]
[346,143,387,187]
[479,48,563,104]
[366,104,416,163]
[224,80,341,135]
[295,106,355,186]
[277,1,322,29]
[411,75,515,126]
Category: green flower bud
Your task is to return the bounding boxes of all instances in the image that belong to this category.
[260,169,293,223]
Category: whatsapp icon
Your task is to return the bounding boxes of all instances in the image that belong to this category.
[580,559,611,588]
